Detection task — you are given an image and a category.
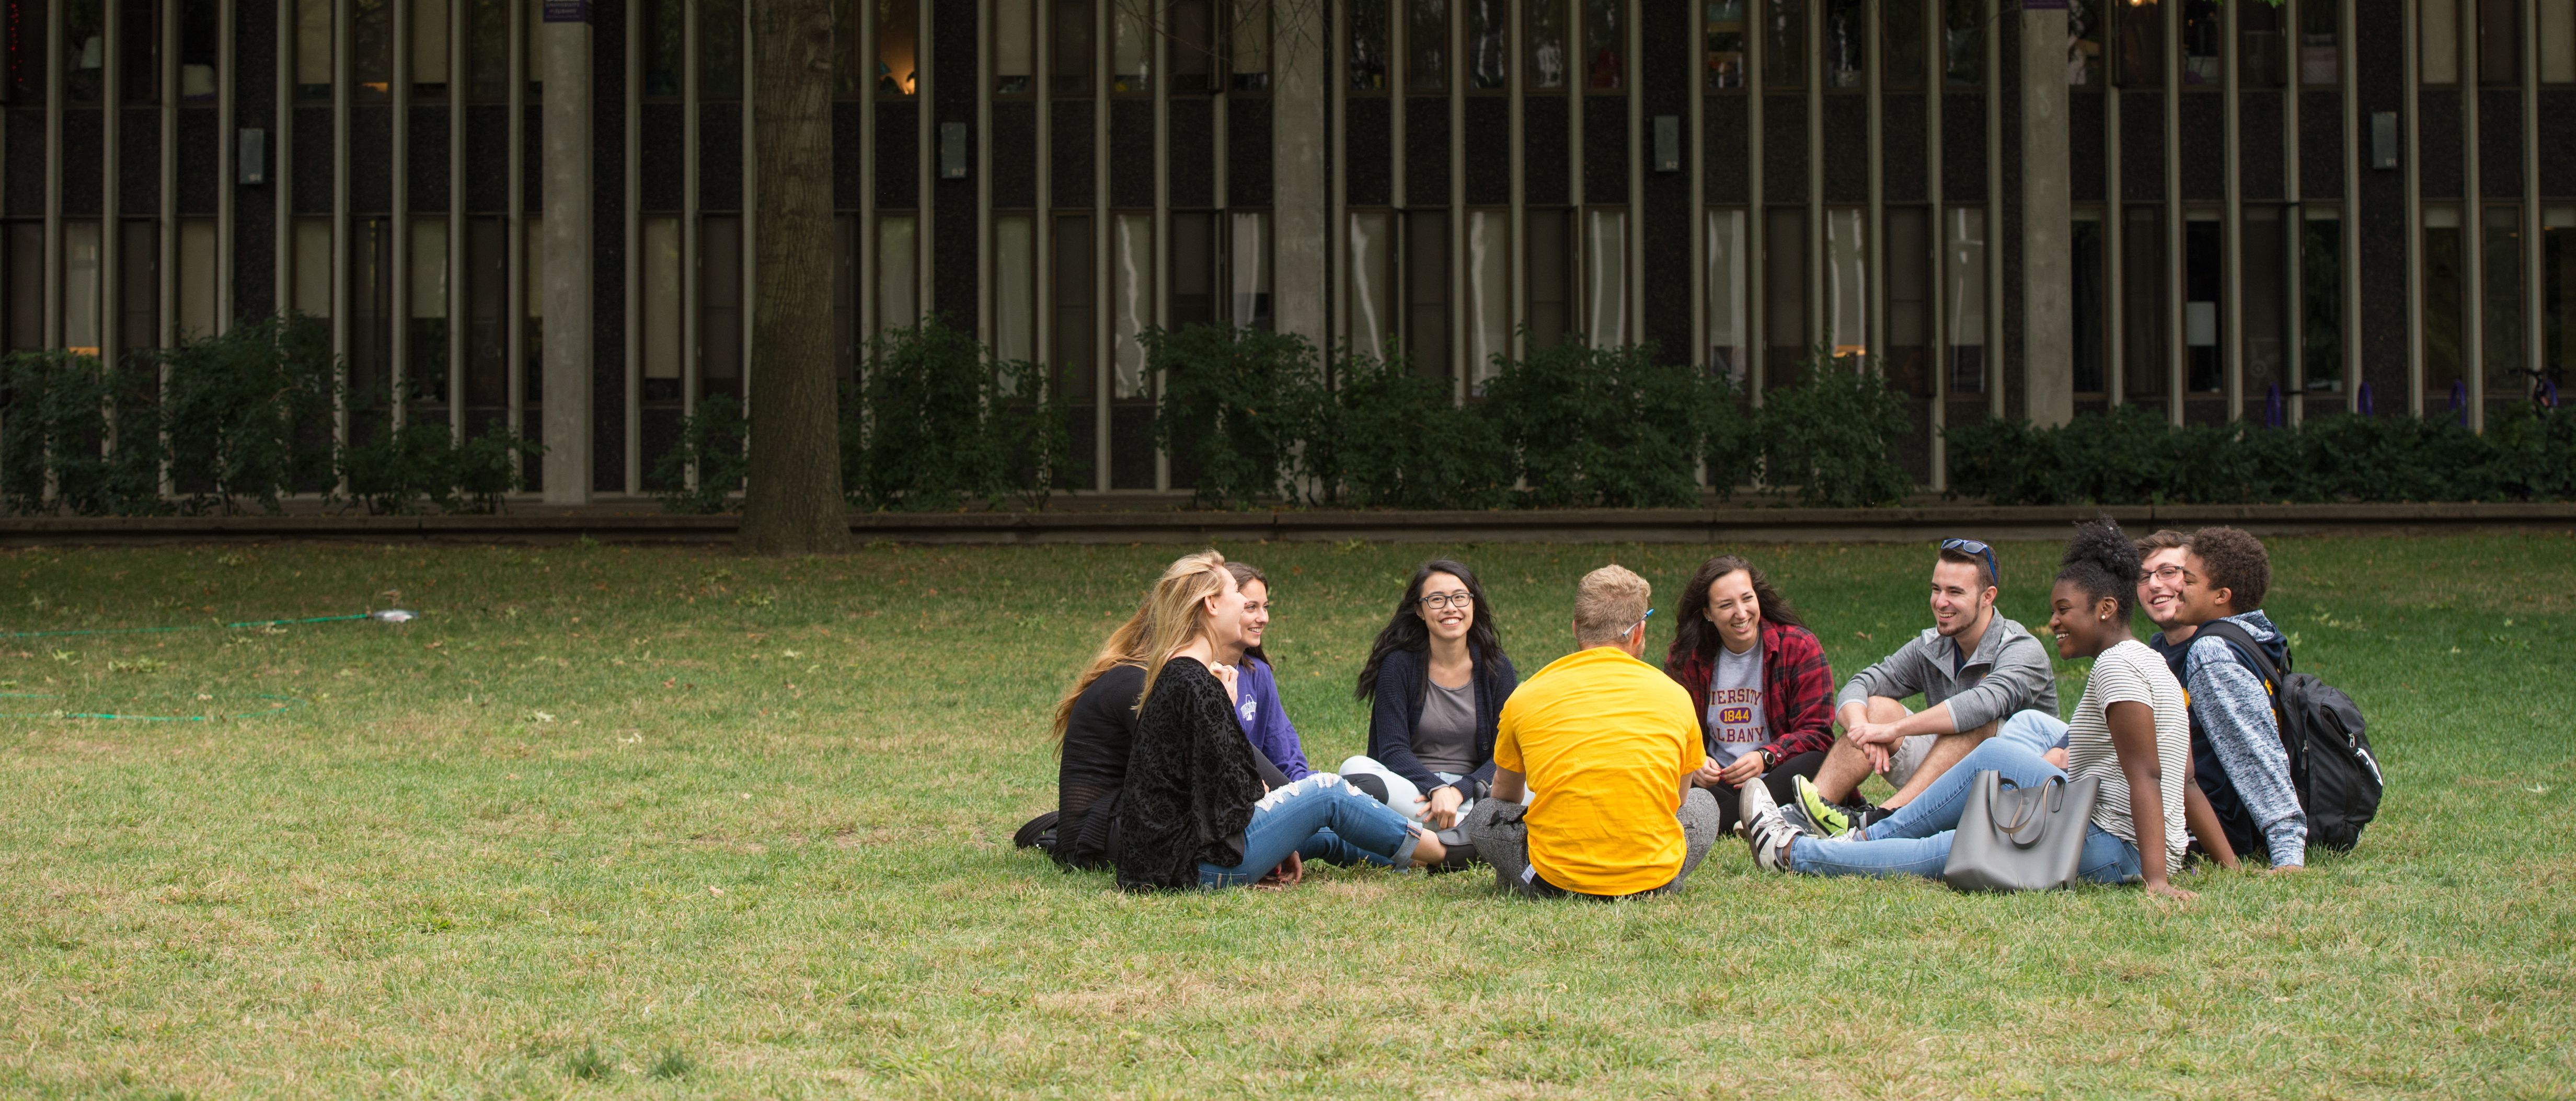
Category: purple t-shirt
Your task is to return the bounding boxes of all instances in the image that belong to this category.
[1232,656,1313,781]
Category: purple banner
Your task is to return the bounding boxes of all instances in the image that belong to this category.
[2021,0,2068,9]
[542,0,589,22]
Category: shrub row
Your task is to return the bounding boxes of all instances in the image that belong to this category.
[0,316,542,516]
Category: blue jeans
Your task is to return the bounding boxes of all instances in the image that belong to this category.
[1996,709,2070,757]
[1788,738,2143,884]
[1198,774,1426,888]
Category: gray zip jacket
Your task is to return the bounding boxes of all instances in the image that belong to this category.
[1833,613,2058,733]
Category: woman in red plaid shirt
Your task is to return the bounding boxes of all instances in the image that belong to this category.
[1662,555,1838,837]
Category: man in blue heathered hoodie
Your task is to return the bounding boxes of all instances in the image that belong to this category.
[2155,527,2306,871]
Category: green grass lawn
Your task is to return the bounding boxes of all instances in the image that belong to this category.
[0,534,2569,1098]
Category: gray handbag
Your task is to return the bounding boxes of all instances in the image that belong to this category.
[1941,770,2101,893]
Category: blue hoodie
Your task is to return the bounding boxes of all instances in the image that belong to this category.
[2153,610,2306,867]
[1231,656,1312,781]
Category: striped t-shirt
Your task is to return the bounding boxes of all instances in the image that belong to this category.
[2064,638,2192,870]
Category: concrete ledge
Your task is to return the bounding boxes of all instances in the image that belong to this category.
[0,502,2567,546]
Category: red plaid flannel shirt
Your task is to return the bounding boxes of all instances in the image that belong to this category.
[1669,619,1837,766]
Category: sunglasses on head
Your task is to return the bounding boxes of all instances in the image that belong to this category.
[1941,537,1999,587]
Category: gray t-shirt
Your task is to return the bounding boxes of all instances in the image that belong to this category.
[1415,678,1479,775]
[1705,642,1769,765]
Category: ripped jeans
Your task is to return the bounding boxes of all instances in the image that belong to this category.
[1196,773,1428,888]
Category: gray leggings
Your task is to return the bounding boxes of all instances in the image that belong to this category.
[1462,787,1723,898]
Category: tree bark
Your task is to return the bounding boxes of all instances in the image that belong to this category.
[738,0,852,556]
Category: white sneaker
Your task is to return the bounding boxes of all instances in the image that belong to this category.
[1739,778,1802,873]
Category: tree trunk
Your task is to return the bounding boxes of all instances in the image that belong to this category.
[737,0,851,556]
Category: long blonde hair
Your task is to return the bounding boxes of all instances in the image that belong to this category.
[1132,550,1237,715]
[1050,549,1229,741]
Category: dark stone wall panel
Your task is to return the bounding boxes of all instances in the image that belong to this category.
[933,0,976,323]
[1111,99,1155,208]
[1465,97,1509,205]
[233,0,277,319]
[178,108,220,215]
[2541,90,2576,196]
[1228,97,1270,205]
[1168,98,1213,208]
[872,102,915,210]
[1942,92,1984,202]
[1052,100,1094,207]
[1884,94,1926,203]
[706,102,747,211]
[465,104,509,212]
[1407,97,1450,204]
[352,105,393,214]
[1822,95,1867,202]
[2237,90,2281,202]
[642,102,683,211]
[1762,95,1804,202]
[2121,91,2162,202]
[1346,97,1392,205]
[1704,95,1747,203]
[991,101,1038,208]
[592,0,628,493]
[2000,16,2021,413]
[523,107,543,211]
[5,114,43,217]
[1585,96,1628,200]
[2355,0,2406,409]
[2300,90,2343,200]
[2417,91,2460,198]
[1642,0,1689,357]
[2179,94,2222,202]
[1523,96,1568,205]
[2482,89,2522,199]
[834,102,865,209]
[64,110,105,216]
[2069,93,2104,203]
[409,106,450,213]
[121,109,160,214]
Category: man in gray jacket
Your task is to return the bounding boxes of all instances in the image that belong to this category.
[1791,539,2060,835]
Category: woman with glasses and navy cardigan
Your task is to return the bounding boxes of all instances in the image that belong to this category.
[1338,559,1519,866]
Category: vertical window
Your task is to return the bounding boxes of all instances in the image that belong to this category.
[467,0,508,101]
[1350,211,1396,355]
[2122,206,2163,399]
[293,217,332,320]
[1530,0,1568,89]
[703,0,742,100]
[2422,206,2464,402]
[2300,209,2341,391]
[1707,208,1747,383]
[642,216,681,401]
[1706,0,1745,89]
[2114,0,2159,87]
[1111,0,1148,92]
[2301,0,2338,84]
[1466,210,1506,381]
[2180,0,2219,86]
[1942,0,1980,86]
[1170,212,1216,326]
[118,221,157,360]
[293,0,330,99]
[879,0,919,94]
[1169,0,1213,94]
[1764,206,1806,385]
[121,0,159,103]
[1353,0,1391,89]
[64,222,101,353]
[876,214,917,334]
[354,0,392,99]
[2423,0,2458,84]
[1528,208,1573,351]
[1054,215,1095,400]
[1111,213,1152,397]
[464,216,505,405]
[525,0,545,96]
[177,218,218,339]
[2067,0,2100,86]
[1405,213,1450,376]
[65,0,102,103]
[700,216,742,399]
[642,0,682,97]
[4,224,40,350]
[1886,206,1933,394]
[1588,0,1624,89]
[1823,0,1861,88]
[1466,0,1505,88]
[2480,0,2518,84]
[1232,0,1270,90]
[2241,207,2286,407]
[995,0,1036,93]
[1824,209,1866,355]
[1946,206,1985,394]
[1763,0,1798,88]
[2543,207,2575,390]
[1411,0,1447,92]
[832,0,861,95]
[351,218,393,400]
[412,0,448,96]
[1055,0,1094,94]
[1230,211,1273,330]
[2184,213,2220,391]
[7,0,50,105]
[834,215,855,370]
[2546,0,2575,83]
[1585,209,1627,346]
[2237,0,2281,87]
[2071,211,2106,393]
[1883,0,1922,87]
[410,219,448,402]
[2485,208,2524,401]
[996,216,1037,363]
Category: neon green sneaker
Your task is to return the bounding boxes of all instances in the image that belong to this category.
[1793,774,1854,838]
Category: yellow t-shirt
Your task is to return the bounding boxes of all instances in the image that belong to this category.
[1493,646,1709,896]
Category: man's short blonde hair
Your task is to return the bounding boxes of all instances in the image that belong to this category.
[1573,564,1653,645]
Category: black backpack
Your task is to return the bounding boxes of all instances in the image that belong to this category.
[2193,620,2385,852]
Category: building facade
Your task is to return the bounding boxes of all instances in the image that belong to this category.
[1,0,2567,501]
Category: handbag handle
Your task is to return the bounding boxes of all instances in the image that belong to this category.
[1989,775,2065,835]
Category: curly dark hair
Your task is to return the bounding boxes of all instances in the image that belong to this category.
[2187,526,2271,612]
[1663,555,1804,676]
[1353,559,1505,702]
[2057,517,2142,624]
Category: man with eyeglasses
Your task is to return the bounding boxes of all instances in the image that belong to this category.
[1789,538,2060,836]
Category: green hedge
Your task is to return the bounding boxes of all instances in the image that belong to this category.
[1,315,541,516]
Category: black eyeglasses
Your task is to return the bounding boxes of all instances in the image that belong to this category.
[1418,590,1475,611]
[1941,537,1999,586]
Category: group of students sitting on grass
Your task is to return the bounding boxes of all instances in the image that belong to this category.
[1021,520,2318,896]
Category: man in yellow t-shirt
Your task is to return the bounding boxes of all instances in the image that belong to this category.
[1463,565,1721,898]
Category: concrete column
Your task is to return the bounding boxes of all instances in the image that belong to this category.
[2021,0,2072,426]
[542,6,594,503]
[1273,0,1330,350]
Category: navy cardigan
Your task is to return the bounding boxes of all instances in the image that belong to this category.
[1364,645,1519,800]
